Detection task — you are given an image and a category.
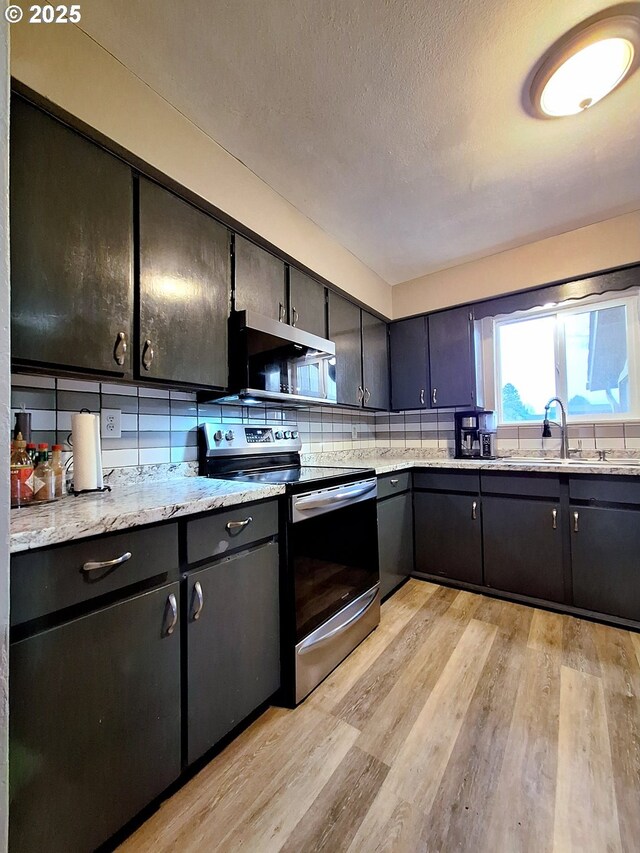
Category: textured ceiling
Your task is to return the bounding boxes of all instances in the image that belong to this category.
[78,0,640,284]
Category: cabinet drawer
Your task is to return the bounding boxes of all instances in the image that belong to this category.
[481,472,560,499]
[569,476,640,506]
[187,499,278,564]
[11,523,178,627]
[413,470,480,494]
[378,471,411,499]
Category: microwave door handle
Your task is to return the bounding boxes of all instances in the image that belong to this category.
[298,586,379,655]
[295,481,376,511]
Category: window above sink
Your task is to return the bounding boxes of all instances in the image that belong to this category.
[478,289,640,426]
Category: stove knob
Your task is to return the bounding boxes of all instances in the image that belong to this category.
[225,430,235,441]
[284,430,292,439]
[292,430,299,439]
[275,431,284,440]
[213,430,223,442]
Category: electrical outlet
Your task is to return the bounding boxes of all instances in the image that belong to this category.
[351,425,358,440]
[101,408,121,439]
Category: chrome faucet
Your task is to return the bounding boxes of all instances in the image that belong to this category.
[542,397,569,459]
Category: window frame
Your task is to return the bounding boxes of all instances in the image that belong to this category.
[486,289,640,426]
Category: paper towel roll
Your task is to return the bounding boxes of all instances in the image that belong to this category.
[72,413,104,492]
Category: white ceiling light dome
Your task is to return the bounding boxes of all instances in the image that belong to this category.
[528,8,640,118]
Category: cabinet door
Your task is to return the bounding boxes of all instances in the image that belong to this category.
[414,491,482,584]
[139,179,230,387]
[483,497,564,602]
[187,542,280,764]
[234,234,286,322]
[390,316,429,410]
[428,306,476,408]
[328,291,363,406]
[11,98,133,375]
[378,493,413,598]
[9,583,181,853]
[362,311,390,410]
[289,267,327,338]
[571,505,640,620]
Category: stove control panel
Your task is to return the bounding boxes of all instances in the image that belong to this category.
[201,421,302,457]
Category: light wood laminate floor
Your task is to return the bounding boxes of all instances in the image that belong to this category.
[119,580,640,852]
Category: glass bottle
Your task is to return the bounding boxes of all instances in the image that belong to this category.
[51,444,65,498]
[11,432,34,507]
[33,450,56,502]
[26,442,37,464]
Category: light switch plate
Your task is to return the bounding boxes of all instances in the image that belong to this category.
[351,425,358,440]
[101,408,122,439]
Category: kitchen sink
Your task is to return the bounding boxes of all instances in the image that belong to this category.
[501,457,640,467]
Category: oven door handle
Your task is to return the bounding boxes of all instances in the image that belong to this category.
[298,586,379,656]
[294,480,376,511]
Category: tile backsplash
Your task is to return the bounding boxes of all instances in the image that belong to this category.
[11,373,640,470]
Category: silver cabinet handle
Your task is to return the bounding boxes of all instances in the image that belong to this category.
[225,516,253,533]
[191,581,204,621]
[142,339,154,371]
[364,388,371,404]
[82,551,132,573]
[471,500,478,520]
[390,479,399,486]
[432,388,437,406]
[165,593,178,636]
[552,508,557,529]
[278,302,285,322]
[357,386,364,403]
[113,331,127,366]
[420,388,425,405]
[573,511,579,533]
[292,307,298,327]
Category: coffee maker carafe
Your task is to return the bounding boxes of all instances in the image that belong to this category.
[454,410,496,459]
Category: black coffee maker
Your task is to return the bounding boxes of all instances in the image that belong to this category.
[454,410,496,459]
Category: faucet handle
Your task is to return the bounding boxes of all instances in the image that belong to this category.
[597,449,607,462]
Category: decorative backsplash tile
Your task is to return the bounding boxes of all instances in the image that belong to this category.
[11,372,640,470]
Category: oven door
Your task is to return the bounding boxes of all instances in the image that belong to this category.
[290,479,379,644]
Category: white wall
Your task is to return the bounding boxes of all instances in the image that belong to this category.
[10,22,392,317]
[0,15,10,853]
[393,210,640,317]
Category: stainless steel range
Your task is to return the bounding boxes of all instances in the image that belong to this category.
[199,422,380,704]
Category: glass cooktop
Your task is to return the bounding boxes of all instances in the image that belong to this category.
[222,465,373,487]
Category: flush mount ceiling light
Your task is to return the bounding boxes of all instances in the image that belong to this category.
[528,9,640,118]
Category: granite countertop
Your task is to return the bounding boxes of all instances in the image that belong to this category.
[10,478,285,554]
[301,451,640,477]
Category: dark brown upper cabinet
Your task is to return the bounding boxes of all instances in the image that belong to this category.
[390,316,429,411]
[428,305,477,408]
[233,234,287,323]
[328,291,364,406]
[362,310,389,410]
[10,97,133,375]
[138,178,230,388]
[289,267,327,338]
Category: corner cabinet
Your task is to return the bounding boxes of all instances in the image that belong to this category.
[138,178,230,388]
[389,316,429,411]
[10,96,134,375]
[9,582,181,853]
[428,306,476,408]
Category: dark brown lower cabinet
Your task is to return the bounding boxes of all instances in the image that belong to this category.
[571,505,640,620]
[9,582,181,853]
[483,496,564,602]
[414,491,482,584]
[378,491,413,598]
[186,541,280,764]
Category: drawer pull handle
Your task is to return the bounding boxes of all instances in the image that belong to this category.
[471,500,478,521]
[165,593,178,636]
[191,581,204,621]
[552,508,557,530]
[225,516,253,533]
[573,511,579,533]
[82,551,132,573]
[390,479,399,486]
